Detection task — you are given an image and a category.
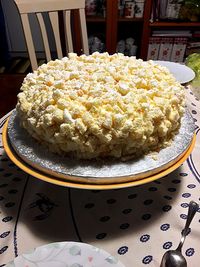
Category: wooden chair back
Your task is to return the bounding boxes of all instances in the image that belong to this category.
[14,0,89,70]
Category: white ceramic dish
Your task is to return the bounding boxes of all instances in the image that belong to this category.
[5,241,125,267]
[153,60,195,84]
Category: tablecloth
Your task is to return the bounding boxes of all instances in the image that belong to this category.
[0,86,200,267]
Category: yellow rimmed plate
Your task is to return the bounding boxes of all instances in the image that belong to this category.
[2,117,196,190]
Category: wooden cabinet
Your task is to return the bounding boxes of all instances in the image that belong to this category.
[84,0,145,57]
[85,0,117,53]
[84,0,150,59]
[141,0,200,60]
[84,0,200,60]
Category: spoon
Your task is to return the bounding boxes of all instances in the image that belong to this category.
[160,200,199,267]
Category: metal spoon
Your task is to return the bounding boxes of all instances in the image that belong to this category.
[160,200,199,267]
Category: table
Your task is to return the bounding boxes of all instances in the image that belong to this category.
[0,86,200,267]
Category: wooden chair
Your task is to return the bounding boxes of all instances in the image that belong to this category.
[14,0,89,71]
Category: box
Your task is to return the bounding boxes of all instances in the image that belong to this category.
[135,0,145,18]
[124,1,135,18]
[147,37,161,60]
[158,37,173,61]
[170,37,188,62]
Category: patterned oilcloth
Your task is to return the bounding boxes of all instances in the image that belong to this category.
[0,86,200,267]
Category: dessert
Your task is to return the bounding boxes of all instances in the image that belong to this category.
[16,52,185,159]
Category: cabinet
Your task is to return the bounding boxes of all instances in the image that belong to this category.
[141,0,200,60]
[83,0,151,59]
[85,0,115,53]
[84,0,148,58]
[84,0,200,60]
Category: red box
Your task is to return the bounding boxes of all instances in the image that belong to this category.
[170,37,188,62]
[147,37,161,60]
[158,37,173,61]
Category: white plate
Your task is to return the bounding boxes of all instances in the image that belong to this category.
[5,241,125,267]
[153,60,195,84]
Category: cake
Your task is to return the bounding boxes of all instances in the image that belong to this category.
[16,52,185,160]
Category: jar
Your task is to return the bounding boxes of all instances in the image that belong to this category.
[166,3,182,20]
[124,1,135,18]
[135,0,145,18]
[85,0,97,16]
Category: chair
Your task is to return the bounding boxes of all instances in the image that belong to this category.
[14,0,89,71]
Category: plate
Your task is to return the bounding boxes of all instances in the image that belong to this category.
[5,241,125,267]
[2,117,196,190]
[5,110,195,185]
[153,60,195,84]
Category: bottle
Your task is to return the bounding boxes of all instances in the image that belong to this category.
[124,0,135,18]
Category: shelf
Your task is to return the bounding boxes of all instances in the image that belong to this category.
[86,17,143,23]
[84,0,200,60]
[86,16,106,23]
[150,21,200,27]
[118,17,143,22]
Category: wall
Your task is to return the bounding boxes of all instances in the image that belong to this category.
[1,0,55,57]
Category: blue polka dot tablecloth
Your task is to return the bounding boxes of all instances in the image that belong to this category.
[0,86,200,267]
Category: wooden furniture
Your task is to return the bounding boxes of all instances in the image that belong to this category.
[85,0,200,60]
[141,0,200,59]
[13,0,89,70]
[0,74,25,117]
[86,0,145,56]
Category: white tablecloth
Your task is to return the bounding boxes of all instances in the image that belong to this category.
[0,86,200,267]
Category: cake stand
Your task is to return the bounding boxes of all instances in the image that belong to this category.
[2,110,196,190]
